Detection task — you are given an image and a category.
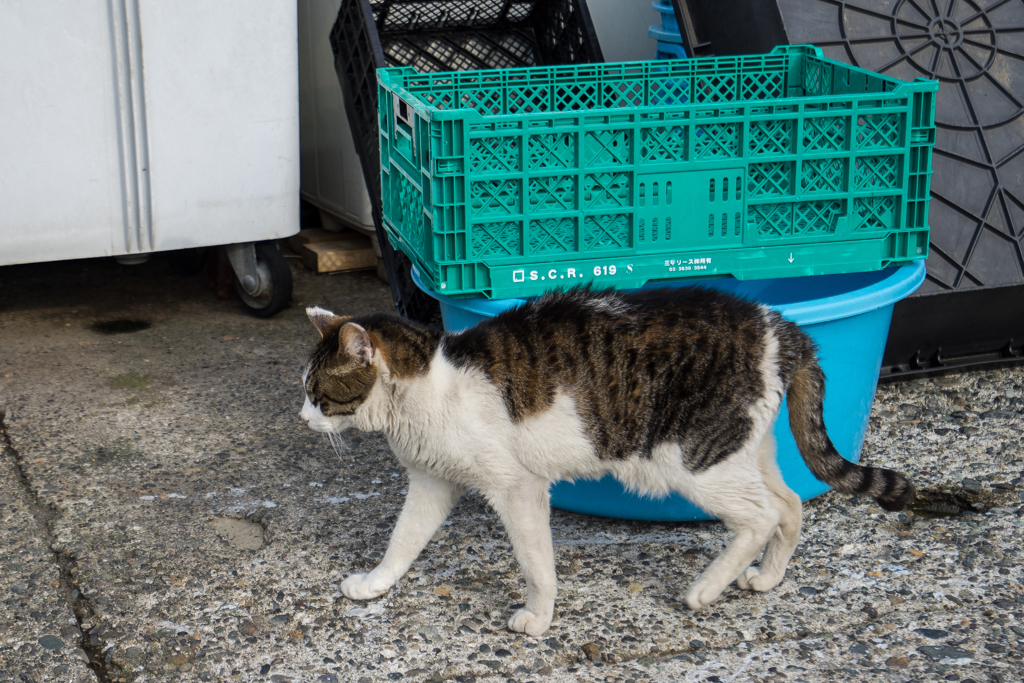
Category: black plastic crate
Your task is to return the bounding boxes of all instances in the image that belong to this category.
[882,284,1024,377]
[677,0,1024,377]
[330,0,603,323]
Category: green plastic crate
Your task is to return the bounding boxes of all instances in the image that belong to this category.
[377,45,937,299]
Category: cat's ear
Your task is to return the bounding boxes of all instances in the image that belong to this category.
[339,322,374,366]
[306,306,349,338]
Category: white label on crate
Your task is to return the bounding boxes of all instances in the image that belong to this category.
[590,263,633,277]
[664,256,713,273]
[511,264,633,284]
[517,268,586,282]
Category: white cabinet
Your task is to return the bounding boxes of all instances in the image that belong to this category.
[0,0,300,266]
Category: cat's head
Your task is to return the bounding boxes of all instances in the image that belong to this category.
[299,306,379,433]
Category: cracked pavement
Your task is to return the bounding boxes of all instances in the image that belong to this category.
[1,252,1022,683]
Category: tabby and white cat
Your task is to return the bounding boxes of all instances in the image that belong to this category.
[299,287,913,636]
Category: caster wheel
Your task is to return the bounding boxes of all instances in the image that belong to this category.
[233,243,292,317]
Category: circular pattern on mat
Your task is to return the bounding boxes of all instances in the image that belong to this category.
[780,0,1024,291]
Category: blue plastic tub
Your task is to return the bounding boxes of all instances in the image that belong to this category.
[412,261,925,521]
[649,0,684,58]
[649,1,687,62]
[649,25,684,45]
[652,0,679,33]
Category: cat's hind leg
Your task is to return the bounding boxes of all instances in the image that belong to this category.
[676,454,781,610]
[342,468,463,600]
[736,432,803,593]
[483,476,556,637]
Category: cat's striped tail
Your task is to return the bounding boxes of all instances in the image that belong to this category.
[786,358,914,511]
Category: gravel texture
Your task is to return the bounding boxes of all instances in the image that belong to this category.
[0,253,1022,683]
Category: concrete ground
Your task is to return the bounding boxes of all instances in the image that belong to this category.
[1,250,1022,683]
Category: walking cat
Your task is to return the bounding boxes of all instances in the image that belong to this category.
[299,286,914,636]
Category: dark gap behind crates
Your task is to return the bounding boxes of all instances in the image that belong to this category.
[674,0,1024,377]
[330,0,604,324]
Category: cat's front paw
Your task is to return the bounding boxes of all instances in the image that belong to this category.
[735,567,758,591]
[508,608,552,637]
[736,566,782,592]
[341,573,389,601]
[684,579,722,610]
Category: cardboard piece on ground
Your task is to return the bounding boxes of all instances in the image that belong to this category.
[300,234,376,273]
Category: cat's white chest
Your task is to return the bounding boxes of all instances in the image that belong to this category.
[387,355,598,487]
[510,390,601,481]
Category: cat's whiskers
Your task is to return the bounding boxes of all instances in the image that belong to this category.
[326,430,348,460]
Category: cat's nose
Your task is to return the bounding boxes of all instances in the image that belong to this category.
[299,411,309,424]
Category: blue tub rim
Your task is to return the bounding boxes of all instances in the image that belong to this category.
[411,260,926,327]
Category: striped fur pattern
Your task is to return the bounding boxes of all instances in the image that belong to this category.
[299,289,913,636]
